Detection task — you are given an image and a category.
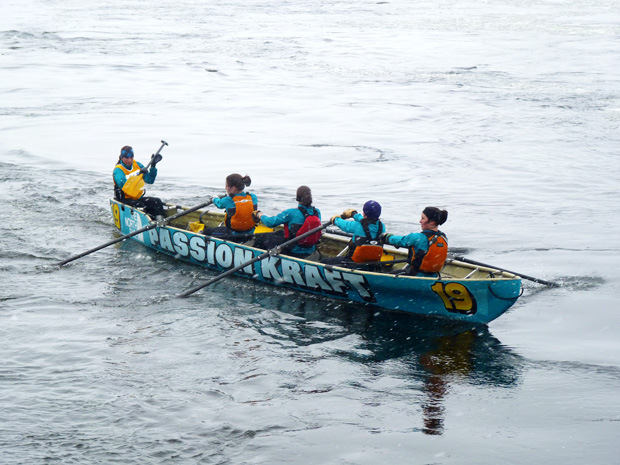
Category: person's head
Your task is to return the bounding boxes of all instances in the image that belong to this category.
[296,185,313,207]
[363,200,381,220]
[119,146,134,165]
[225,173,251,194]
[420,207,448,230]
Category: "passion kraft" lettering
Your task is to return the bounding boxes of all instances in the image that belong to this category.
[147,228,375,302]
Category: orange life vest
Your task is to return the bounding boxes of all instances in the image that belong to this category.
[408,231,448,273]
[349,220,384,263]
[114,161,143,200]
[225,193,256,232]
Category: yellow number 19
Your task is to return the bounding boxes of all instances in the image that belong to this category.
[431,282,477,315]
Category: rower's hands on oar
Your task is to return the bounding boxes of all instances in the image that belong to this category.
[341,209,357,219]
[379,233,393,244]
[150,153,163,167]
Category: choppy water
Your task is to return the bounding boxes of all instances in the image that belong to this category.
[2,0,620,463]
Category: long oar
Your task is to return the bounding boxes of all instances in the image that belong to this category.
[177,222,331,298]
[449,255,560,287]
[56,198,214,267]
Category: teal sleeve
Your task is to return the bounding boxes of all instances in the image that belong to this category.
[261,210,291,228]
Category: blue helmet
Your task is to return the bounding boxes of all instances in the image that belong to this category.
[120,146,134,158]
[363,200,381,220]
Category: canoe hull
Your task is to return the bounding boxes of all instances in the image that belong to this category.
[111,200,521,324]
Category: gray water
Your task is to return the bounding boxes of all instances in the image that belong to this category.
[1,0,620,463]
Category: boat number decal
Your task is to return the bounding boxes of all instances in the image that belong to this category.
[431,282,477,315]
[112,203,121,229]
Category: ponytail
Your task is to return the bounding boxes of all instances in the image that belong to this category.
[423,207,448,225]
[226,173,251,191]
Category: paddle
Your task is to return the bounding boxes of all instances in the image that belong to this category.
[56,198,214,267]
[449,256,560,287]
[177,222,331,298]
[122,140,168,199]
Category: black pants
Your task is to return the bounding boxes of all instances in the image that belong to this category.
[121,196,165,217]
[252,230,285,250]
[322,255,382,271]
[252,231,315,259]
[201,226,254,244]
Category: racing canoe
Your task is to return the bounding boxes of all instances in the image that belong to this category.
[111,200,522,324]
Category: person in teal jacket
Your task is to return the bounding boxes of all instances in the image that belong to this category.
[202,173,258,241]
[323,200,386,267]
[381,206,449,276]
[254,185,322,258]
[112,145,165,218]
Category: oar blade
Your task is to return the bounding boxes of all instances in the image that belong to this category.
[121,175,145,199]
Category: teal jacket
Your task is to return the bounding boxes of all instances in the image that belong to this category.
[333,213,385,242]
[260,205,322,255]
[113,161,157,200]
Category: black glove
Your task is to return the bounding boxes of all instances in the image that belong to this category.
[139,168,148,175]
[252,211,262,223]
[151,153,163,167]
[379,233,393,244]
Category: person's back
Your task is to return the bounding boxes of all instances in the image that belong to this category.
[382,206,449,276]
[325,200,386,267]
[254,186,322,258]
[202,173,258,241]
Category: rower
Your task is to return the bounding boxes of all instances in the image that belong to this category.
[201,173,258,243]
[112,145,166,220]
[322,200,386,269]
[380,206,448,277]
[253,185,323,259]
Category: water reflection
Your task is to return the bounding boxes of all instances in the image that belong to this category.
[226,283,524,435]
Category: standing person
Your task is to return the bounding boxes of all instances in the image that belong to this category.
[381,206,448,276]
[323,200,386,267]
[202,173,258,240]
[113,145,165,219]
[253,185,322,259]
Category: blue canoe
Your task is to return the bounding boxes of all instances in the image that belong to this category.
[111,200,522,324]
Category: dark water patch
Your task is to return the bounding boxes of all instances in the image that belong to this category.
[0,249,62,264]
[207,280,525,382]
[556,275,605,291]
[533,359,620,380]
[304,143,398,164]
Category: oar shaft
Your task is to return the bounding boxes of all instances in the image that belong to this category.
[451,256,559,287]
[178,222,331,298]
[57,199,213,267]
[56,224,154,266]
[177,252,268,298]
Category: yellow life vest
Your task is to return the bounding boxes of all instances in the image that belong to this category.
[114,161,143,200]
